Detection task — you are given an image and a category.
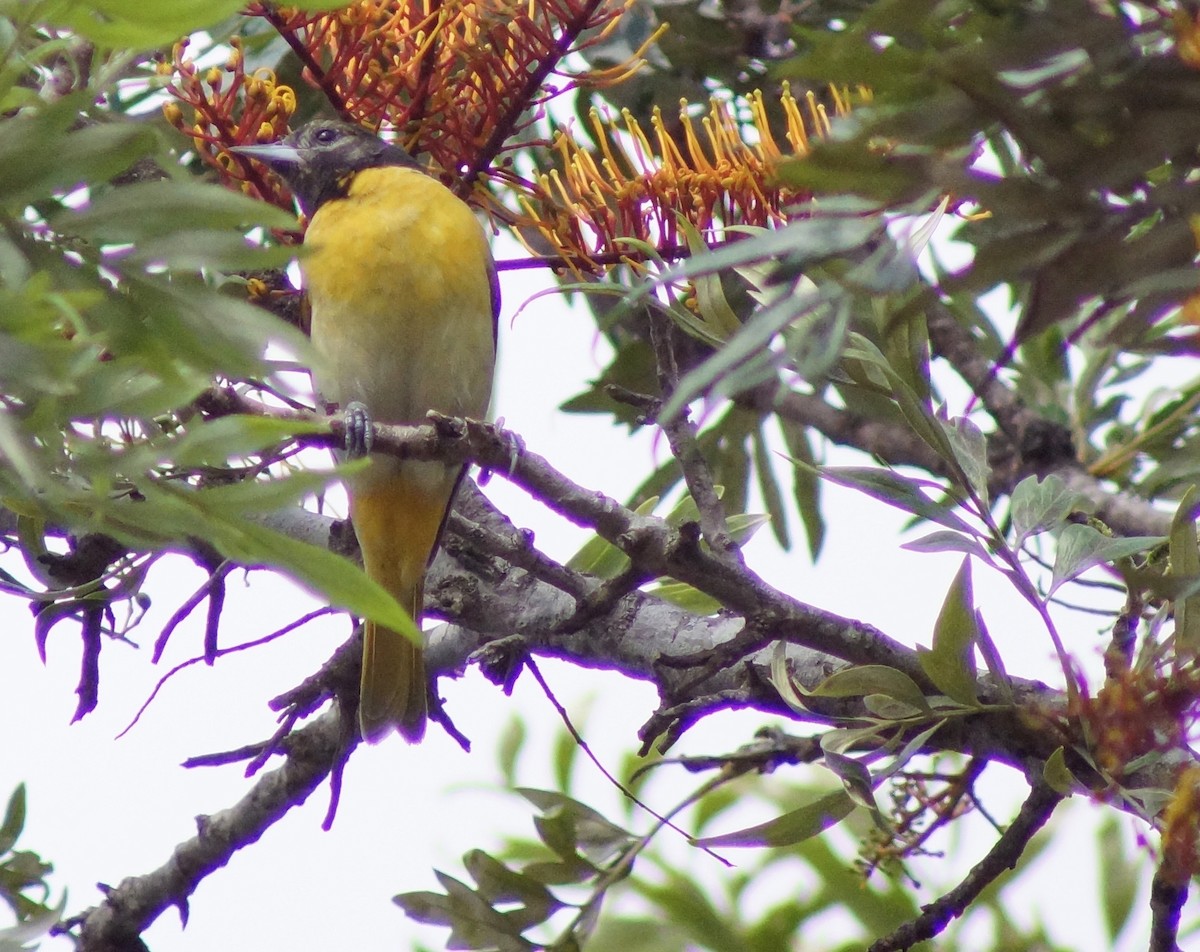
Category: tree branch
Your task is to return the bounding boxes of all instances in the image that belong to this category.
[72,707,352,952]
[867,776,1063,952]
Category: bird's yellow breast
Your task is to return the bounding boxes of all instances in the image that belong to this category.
[302,165,495,433]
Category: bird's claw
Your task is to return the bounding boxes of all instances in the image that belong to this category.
[344,401,372,457]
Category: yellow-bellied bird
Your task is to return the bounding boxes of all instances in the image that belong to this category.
[236,121,497,743]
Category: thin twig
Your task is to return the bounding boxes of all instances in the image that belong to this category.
[524,657,725,861]
[646,307,741,560]
[119,608,335,739]
[868,777,1063,952]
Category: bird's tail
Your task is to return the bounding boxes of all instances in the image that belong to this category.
[351,475,452,743]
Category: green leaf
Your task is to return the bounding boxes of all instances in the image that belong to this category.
[939,413,989,504]
[496,716,526,788]
[627,868,742,952]
[842,334,957,468]
[819,723,886,755]
[566,495,657,577]
[676,216,741,340]
[196,518,420,646]
[1048,524,1162,595]
[784,296,853,384]
[0,786,25,857]
[517,789,634,866]
[431,871,533,950]
[0,98,157,209]
[464,850,560,928]
[769,642,809,714]
[1098,816,1138,943]
[753,423,790,550]
[1010,474,1091,548]
[1041,747,1078,796]
[778,416,824,559]
[1169,487,1200,649]
[809,465,974,535]
[820,747,878,812]
[393,889,455,927]
[919,558,979,706]
[59,179,298,241]
[0,892,65,948]
[694,788,856,848]
[901,530,993,562]
[42,0,249,51]
[638,216,881,295]
[809,664,930,713]
[156,415,326,469]
[658,283,835,424]
[646,580,721,615]
[975,612,1014,704]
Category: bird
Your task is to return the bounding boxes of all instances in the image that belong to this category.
[234,120,498,743]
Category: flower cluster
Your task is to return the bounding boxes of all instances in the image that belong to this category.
[1077,665,1196,784]
[510,84,853,273]
[161,35,297,207]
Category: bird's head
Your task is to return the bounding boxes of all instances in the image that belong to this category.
[232,120,419,216]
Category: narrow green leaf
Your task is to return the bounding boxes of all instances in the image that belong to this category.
[0,785,25,856]
[636,216,880,295]
[844,334,956,468]
[676,216,741,340]
[785,297,853,383]
[694,789,856,848]
[0,98,157,208]
[1098,816,1138,943]
[753,424,790,550]
[210,521,420,646]
[0,893,65,947]
[1169,486,1200,649]
[566,496,657,577]
[60,180,297,241]
[778,416,824,559]
[901,529,993,562]
[975,611,1014,703]
[819,723,886,754]
[647,580,721,615]
[44,0,248,50]
[158,415,326,469]
[920,558,979,706]
[810,465,974,535]
[658,284,835,424]
[769,642,810,714]
[496,717,527,788]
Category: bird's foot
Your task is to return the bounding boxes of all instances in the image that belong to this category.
[343,401,372,458]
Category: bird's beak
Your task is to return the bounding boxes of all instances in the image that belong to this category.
[229,143,303,171]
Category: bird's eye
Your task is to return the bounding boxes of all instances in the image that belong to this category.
[313,127,338,144]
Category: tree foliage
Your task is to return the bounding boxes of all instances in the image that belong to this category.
[5,0,1200,950]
